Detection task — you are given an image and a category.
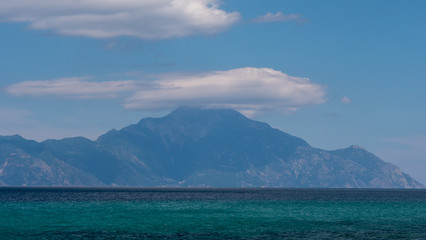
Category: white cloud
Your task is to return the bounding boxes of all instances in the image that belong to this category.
[254,11,303,23]
[0,0,240,39]
[340,96,352,104]
[5,67,327,114]
[124,67,326,113]
[6,77,137,99]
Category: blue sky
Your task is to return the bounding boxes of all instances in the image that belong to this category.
[0,0,425,184]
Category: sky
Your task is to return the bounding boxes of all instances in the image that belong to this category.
[0,0,425,184]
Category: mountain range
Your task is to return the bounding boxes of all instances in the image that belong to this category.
[0,107,423,188]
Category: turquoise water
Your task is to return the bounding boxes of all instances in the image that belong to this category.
[1,188,425,239]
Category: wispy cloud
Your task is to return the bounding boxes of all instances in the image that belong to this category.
[0,0,240,39]
[340,96,352,104]
[253,11,304,24]
[6,67,327,114]
[124,67,326,113]
[6,77,138,99]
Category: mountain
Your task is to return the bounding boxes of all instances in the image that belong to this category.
[0,107,423,188]
[0,135,102,186]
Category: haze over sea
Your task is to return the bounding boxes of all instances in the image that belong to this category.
[1,188,425,239]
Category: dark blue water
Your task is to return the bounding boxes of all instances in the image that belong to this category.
[1,188,425,239]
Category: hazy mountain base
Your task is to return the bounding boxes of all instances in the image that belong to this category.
[0,107,423,188]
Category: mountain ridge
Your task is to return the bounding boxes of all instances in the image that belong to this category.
[0,107,423,188]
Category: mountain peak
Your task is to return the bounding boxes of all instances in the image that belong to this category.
[126,106,276,145]
[166,106,248,123]
[348,145,365,150]
[0,134,25,141]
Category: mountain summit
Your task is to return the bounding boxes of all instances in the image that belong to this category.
[0,107,423,188]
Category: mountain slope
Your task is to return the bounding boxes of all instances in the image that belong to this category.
[0,107,423,188]
[0,135,102,186]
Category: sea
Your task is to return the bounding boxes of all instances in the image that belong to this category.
[0,188,425,239]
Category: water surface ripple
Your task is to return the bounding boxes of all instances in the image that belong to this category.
[1,188,425,239]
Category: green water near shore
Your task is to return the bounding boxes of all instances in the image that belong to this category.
[1,188,425,239]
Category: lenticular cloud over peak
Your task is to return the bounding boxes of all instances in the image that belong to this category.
[0,0,241,39]
[5,67,327,114]
[124,67,327,113]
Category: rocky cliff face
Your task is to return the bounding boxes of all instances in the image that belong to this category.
[0,107,423,188]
